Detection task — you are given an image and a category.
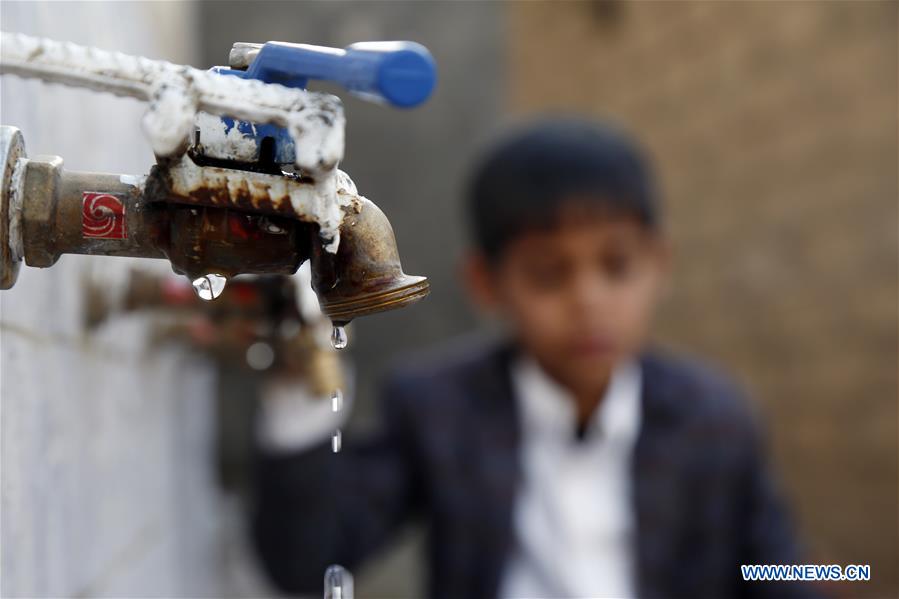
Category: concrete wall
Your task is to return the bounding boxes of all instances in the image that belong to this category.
[508,2,898,596]
[1,3,265,596]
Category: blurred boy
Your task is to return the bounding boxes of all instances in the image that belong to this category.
[253,118,814,598]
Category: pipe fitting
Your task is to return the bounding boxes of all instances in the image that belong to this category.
[0,126,428,325]
[0,126,25,289]
[311,196,429,325]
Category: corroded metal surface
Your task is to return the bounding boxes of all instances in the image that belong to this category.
[0,126,25,289]
[0,31,345,175]
[163,204,305,280]
[9,151,306,279]
[311,196,429,324]
[157,155,359,252]
[3,146,428,322]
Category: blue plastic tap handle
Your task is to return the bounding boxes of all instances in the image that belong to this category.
[242,41,437,108]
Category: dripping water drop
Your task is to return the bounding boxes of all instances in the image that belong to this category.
[331,389,343,413]
[331,429,342,453]
[331,324,348,350]
[324,564,353,599]
[191,273,227,301]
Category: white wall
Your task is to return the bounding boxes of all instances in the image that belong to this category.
[1,3,268,596]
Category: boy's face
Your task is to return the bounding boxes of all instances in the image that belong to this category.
[465,200,668,395]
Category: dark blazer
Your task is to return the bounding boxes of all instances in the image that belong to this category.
[253,336,816,599]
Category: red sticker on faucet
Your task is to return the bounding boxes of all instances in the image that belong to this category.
[82,192,127,239]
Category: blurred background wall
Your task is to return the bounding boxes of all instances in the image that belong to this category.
[505,2,897,596]
[1,1,896,598]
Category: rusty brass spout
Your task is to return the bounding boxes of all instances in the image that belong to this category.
[310,196,429,325]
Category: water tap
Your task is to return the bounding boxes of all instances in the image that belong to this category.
[0,32,436,326]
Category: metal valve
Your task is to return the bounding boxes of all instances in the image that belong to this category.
[0,32,434,325]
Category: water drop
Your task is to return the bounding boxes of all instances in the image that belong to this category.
[261,218,286,234]
[331,325,348,350]
[331,429,342,453]
[191,273,227,301]
[324,564,353,599]
[331,389,343,413]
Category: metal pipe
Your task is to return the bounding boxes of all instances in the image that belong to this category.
[1,126,428,323]
[20,161,165,267]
